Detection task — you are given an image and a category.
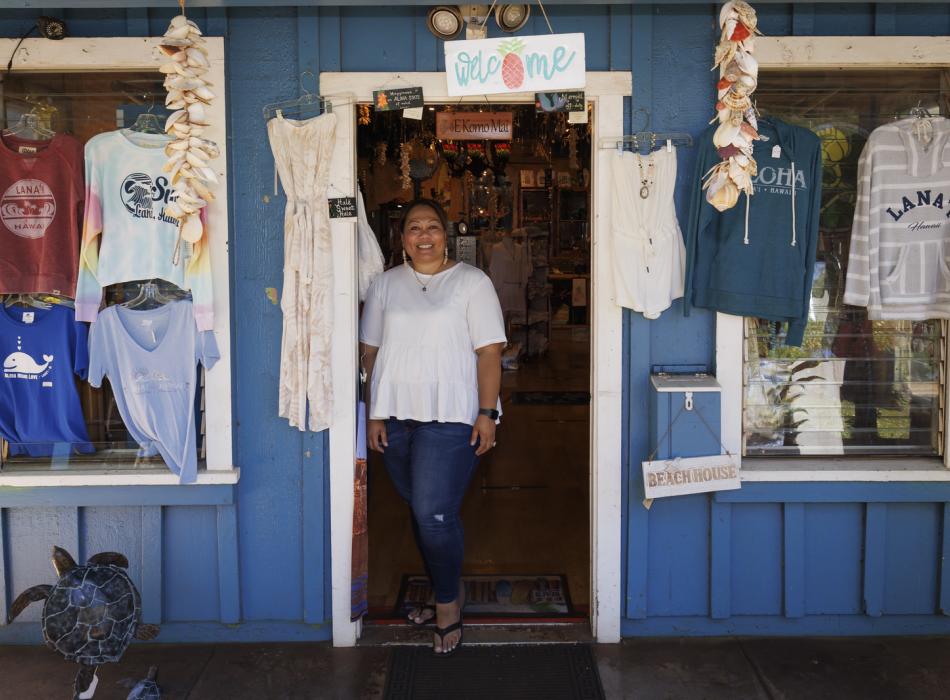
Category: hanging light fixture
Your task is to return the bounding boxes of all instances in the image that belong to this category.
[495,4,530,33]
[427,5,464,40]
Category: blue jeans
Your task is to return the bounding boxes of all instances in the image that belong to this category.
[382,419,480,604]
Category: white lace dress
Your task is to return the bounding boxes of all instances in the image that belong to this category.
[268,111,338,431]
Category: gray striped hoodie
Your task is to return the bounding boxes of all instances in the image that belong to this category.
[844,117,950,318]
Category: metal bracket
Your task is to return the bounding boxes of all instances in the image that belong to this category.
[684,391,694,411]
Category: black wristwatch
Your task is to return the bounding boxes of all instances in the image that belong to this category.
[478,407,500,420]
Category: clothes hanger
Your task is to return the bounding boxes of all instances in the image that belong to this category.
[3,293,53,309]
[262,70,332,121]
[121,281,181,309]
[2,108,56,141]
[128,94,165,135]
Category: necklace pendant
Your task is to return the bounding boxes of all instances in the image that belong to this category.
[640,185,650,199]
[422,286,427,292]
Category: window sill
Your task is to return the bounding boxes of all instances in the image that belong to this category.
[0,468,240,488]
[740,457,950,482]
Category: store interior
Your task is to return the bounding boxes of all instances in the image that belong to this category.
[359,103,593,619]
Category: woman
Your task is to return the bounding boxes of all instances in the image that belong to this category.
[360,199,506,655]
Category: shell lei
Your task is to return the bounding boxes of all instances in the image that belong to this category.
[704,1,763,212]
[160,14,218,253]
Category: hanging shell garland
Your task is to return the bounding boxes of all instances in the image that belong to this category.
[399,142,411,191]
[704,1,763,212]
[160,14,218,245]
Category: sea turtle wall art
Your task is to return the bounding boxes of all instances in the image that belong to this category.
[7,546,160,699]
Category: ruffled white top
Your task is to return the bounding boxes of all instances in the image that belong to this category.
[360,262,506,425]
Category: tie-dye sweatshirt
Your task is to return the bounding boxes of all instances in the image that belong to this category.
[75,130,213,331]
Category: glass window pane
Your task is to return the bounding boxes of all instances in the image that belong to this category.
[743,69,949,457]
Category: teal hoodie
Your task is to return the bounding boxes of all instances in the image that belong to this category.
[684,118,822,346]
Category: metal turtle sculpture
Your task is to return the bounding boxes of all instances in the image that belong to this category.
[7,546,160,699]
[127,666,162,700]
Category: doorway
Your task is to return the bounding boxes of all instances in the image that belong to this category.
[358,103,593,625]
[320,72,629,646]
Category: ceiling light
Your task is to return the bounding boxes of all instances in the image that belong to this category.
[496,4,530,33]
[427,5,464,40]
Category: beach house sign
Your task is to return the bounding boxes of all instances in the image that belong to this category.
[444,33,586,97]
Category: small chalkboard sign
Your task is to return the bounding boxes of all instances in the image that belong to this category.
[329,197,357,219]
[373,87,424,112]
[535,91,585,113]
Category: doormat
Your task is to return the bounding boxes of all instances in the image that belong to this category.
[511,391,590,405]
[384,644,605,700]
[396,574,573,618]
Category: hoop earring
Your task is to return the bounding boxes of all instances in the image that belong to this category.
[403,249,409,266]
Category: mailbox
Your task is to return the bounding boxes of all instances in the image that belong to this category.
[649,374,722,461]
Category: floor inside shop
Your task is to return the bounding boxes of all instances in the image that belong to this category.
[361,102,592,620]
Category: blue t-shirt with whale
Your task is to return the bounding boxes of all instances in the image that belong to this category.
[0,303,91,456]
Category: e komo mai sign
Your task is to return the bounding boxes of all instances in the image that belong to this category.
[436,112,513,140]
[444,33,586,97]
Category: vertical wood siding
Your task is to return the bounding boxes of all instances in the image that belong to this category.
[0,3,948,641]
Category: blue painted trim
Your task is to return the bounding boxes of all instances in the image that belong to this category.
[204,7,228,37]
[783,503,806,618]
[0,620,331,645]
[124,7,148,35]
[140,506,162,625]
[792,3,816,35]
[715,482,950,503]
[0,484,235,508]
[941,503,950,615]
[621,614,950,637]
[874,3,898,35]
[216,504,241,624]
[319,6,341,73]
[298,6,319,81]
[414,5,437,71]
[864,503,887,617]
[302,436,326,624]
[0,509,8,625]
[710,501,731,619]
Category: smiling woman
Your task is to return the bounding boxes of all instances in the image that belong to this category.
[359,198,506,655]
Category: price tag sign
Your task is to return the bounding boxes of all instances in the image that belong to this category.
[329,197,357,219]
[373,87,424,112]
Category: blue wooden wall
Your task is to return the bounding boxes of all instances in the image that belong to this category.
[0,3,948,643]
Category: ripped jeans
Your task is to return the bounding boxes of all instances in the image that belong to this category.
[382,419,480,604]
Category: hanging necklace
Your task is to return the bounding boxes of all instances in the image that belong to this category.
[637,152,655,199]
[409,260,446,292]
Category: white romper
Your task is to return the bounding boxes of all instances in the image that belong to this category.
[609,147,686,319]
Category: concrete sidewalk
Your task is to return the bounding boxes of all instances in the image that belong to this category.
[1,636,948,699]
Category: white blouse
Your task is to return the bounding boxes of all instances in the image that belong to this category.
[360,262,506,425]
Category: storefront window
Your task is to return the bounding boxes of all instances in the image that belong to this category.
[744,69,950,456]
[0,72,208,472]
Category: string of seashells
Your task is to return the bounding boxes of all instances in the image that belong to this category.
[160,13,219,255]
[703,1,763,213]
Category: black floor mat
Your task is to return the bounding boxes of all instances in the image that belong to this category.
[511,391,591,405]
[384,644,605,700]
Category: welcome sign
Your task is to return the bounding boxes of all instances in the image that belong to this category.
[444,33,586,97]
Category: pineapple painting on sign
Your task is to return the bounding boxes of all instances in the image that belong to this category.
[444,33,586,97]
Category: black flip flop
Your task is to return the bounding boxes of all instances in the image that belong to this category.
[433,616,463,657]
[406,604,436,626]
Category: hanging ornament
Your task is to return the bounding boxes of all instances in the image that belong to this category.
[160,9,218,259]
[358,104,371,126]
[568,128,579,171]
[399,142,411,191]
[375,142,388,167]
[704,1,763,212]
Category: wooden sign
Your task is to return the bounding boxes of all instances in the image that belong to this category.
[328,197,357,219]
[373,86,424,112]
[536,91,585,113]
[445,33,586,97]
[436,112,513,141]
[642,454,740,499]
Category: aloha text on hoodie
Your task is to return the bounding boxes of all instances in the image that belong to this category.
[684,118,823,346]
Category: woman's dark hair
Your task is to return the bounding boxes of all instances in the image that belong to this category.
[399,198,449,234]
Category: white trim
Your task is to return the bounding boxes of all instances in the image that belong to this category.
[718,37,950,481]
[0,37,236,479]
[319,71,630,647]
[0,468,240,488]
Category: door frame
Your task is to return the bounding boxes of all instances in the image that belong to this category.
[321,71,631,646]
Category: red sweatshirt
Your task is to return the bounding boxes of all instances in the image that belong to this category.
[0,133,84,296]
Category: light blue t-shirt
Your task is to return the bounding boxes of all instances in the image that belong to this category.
[88,300,219,482]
